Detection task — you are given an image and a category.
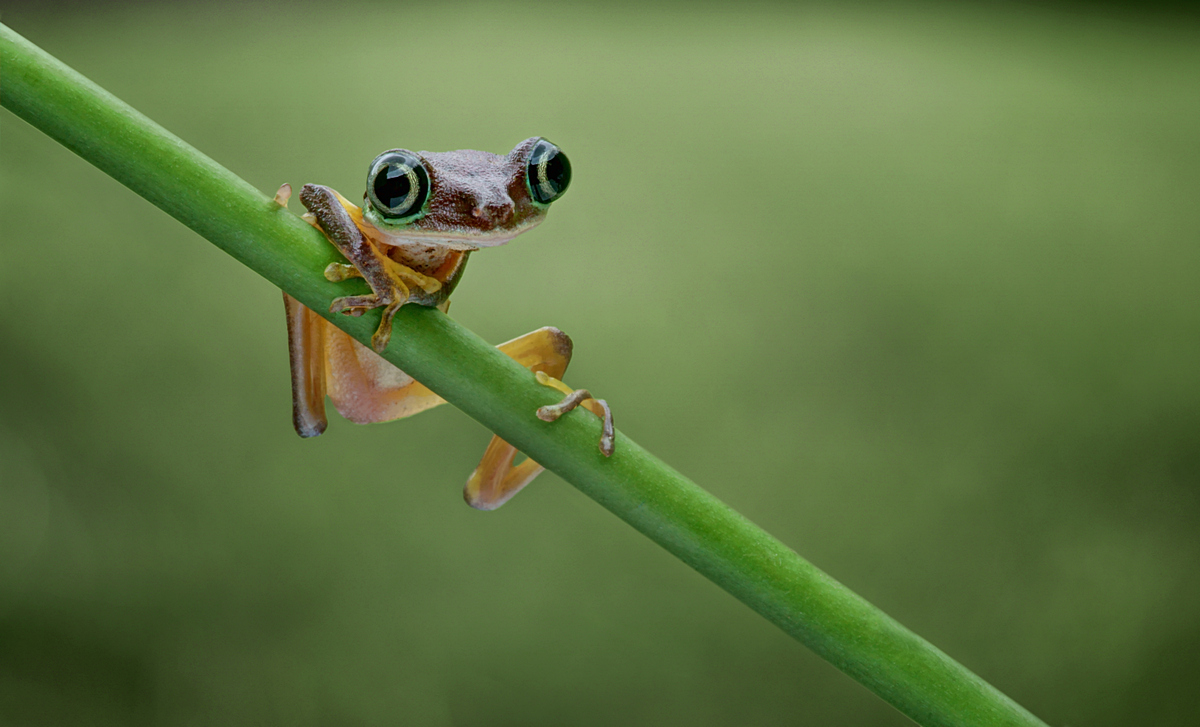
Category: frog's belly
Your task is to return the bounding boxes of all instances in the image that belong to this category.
[323,322,446,423]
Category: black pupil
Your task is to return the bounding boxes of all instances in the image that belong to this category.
[542,155,567,192]
[375,165,413,210]
[530,142,570,203]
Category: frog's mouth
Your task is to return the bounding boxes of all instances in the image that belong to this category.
[366,216,545,251]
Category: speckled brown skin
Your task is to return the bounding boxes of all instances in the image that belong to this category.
[370,137,546,243]
[301,183,401,307]
[299,139,551,336]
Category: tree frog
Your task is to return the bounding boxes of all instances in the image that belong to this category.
[278,137,613,510]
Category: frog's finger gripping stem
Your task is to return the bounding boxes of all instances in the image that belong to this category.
[299,183,400,351]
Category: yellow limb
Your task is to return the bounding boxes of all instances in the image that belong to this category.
[323,263,362,282]
[535,371,609,419]
[464,329,614,510]
[464,438,545,511]
[382,257,442,296]
[273,183,292,207]
[534,372,614,455]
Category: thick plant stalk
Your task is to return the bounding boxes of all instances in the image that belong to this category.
[1,23,1048,727]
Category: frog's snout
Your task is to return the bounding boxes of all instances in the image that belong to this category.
[472,200,514,225]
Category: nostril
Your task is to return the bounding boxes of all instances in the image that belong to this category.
[474,202,514,223]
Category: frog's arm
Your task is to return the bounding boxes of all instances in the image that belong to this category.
[299,183,435,352]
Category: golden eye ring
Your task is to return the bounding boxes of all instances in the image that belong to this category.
[526,139,570,205]
[366,149,430,220]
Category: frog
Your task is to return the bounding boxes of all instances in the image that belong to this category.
[277,137,613,510]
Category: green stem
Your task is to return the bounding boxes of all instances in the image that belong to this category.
[1,23,1047,727]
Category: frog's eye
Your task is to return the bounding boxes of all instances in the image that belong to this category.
[526,139,571,205]
[366,150,430,220]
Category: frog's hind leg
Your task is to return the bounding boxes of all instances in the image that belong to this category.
[533,373,615,457]
[465,437,546,511]
[284,292,329,438]
[287,289,450,434]
[324,325,448,424]
[465,326,570,510]
[465,326,614,510]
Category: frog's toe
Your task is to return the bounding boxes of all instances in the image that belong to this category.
[535,382,616,457]
[324,263,363,282]
[369,299,406,353]
[330,294,382,317]
[594,398,615,456]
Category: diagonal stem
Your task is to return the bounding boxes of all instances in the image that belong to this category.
[0,23,1048,727]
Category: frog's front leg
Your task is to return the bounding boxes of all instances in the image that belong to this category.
[466,327,614,510]
[299,184,433,352]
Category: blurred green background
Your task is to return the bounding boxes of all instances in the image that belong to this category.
[2,2,1199,725]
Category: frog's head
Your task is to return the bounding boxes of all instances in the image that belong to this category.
[360,137,570,251]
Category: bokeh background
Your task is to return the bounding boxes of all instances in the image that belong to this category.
[2,2,1198,725]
